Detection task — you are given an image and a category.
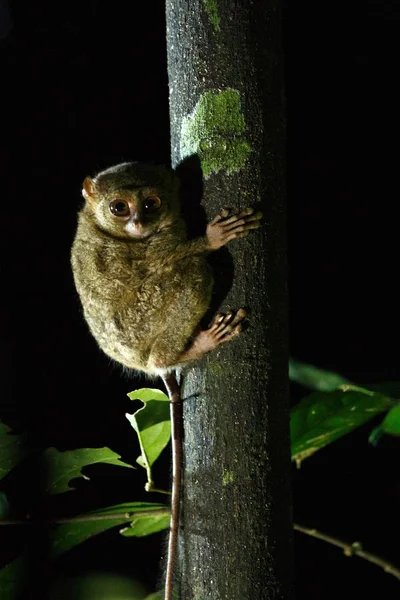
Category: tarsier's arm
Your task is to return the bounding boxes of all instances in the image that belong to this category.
[157,207,262,264]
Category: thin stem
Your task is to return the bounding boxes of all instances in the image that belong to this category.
[162,372,183,600]
[294,523,400,581]
[145,484,171,495]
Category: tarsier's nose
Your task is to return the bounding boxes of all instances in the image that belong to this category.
[131,212,142,225]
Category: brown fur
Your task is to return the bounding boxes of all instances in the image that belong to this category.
[71,162,262,376]
[71,162,212,375]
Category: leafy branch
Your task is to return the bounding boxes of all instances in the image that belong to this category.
[289,358,400,466]
[1,363,400,596]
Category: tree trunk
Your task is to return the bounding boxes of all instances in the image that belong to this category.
[165,1,293,598]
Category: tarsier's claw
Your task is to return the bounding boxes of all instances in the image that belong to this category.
[234,308,247,320]
[211,311,233,330]
[242,207,254,215]
[211,308,247,341]
[221,311,234,323]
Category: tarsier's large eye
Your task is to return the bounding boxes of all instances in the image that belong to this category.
[143,195,162,214]
[109,199,130,217]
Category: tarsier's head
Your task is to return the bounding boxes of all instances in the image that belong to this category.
[82,162,180,240]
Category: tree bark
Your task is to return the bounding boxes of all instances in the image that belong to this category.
[165,1,293,598]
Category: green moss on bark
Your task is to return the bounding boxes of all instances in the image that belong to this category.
[203,0,221,32]
[222,471,234,486]
[180,89,251,178]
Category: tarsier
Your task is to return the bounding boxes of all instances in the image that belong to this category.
[71,161,262,599]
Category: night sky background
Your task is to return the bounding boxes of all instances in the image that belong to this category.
[1,1,399,599]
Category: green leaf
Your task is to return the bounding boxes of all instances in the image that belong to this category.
[127,388,170,403]
[0,557,24,599]
[291,385,393,465]
[0,423,28,481]
[43,447,133,494]
[380,404,400,436]
[145,590,179,600]
[87,501,169,517]
[145,591,180,600]
[120,512,170,538]
[145,592,166,600]
[126,388,171,488]
[368,427,384,446]
[289,358,350,391]
[50,502,169,557]
[0,491,10,518]
[50,572,147,600]
[51,516,124,559]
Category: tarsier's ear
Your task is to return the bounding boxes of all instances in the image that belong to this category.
[82,177,98,206]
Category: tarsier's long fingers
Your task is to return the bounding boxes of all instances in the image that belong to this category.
[219,207,262,228]
[223,209,263,231]
[207,207,262,249]
[209,308,247,341]
[178,309,247,364]
[217,208,262,244]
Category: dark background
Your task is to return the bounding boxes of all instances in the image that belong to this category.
[1,1,399,598]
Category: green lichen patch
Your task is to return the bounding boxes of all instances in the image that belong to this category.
[180,89,251,179]
[222,470,234,486]
[203,0,220,32]
[208,361,224,376]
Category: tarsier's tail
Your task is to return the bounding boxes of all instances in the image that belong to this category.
[162,372,182,600]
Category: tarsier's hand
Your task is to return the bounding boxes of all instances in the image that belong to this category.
[206,207,263,250]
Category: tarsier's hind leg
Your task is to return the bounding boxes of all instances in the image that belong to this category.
[148,308,247,372]
[179,309,246,364]
[146,268,212,372]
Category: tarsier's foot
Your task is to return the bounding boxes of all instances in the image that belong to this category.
[207,207,263,250]
[179,309,247,364]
